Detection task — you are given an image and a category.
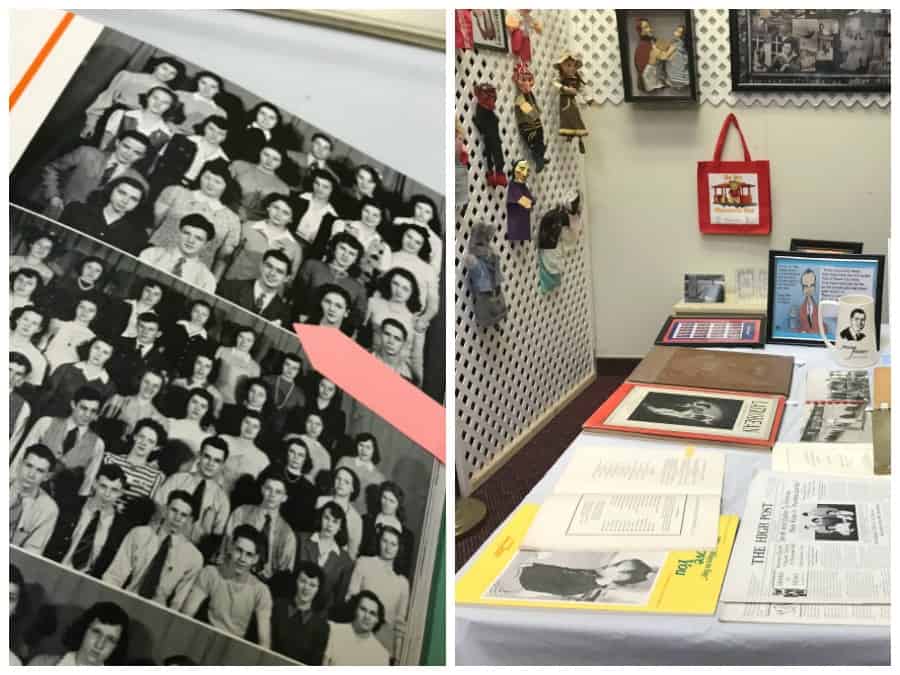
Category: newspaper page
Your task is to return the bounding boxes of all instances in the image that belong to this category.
[603,385,780,443]
[719,601,889,626]
[721,471,889,604]
[805,368,871,402]
[772,443,874,477]
[521,448,724,552]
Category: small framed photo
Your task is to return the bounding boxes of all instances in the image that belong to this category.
[790,238,864,255]
[584,382,785,448]
[766,250,885,348]
[684,274,725,303]
[730,9,891,92]
[471,9,509,52]
[616,9,698,103]
[655,315,766,348]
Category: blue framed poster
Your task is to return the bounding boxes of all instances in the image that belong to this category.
[766,250,885,347]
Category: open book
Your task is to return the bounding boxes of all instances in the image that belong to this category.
[521,446,725,552]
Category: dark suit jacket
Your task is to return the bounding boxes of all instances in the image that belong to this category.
[271,599,329,665]
[59,201,149,256]
[217,278,292,326]
[840,327,865,342]
[108,338,171,394]
[38,145,115,207]
[44,500,130,579]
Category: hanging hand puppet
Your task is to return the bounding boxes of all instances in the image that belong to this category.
[537,189,582,294]
[506,10,543,64]
[554,51,593,154]
[506,158,535,242]
[512,62,548,173]
[473,83,507,187]
[455,120,470,211]
[464,221,507,328]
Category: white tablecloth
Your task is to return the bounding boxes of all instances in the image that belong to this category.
[456,335,891,665]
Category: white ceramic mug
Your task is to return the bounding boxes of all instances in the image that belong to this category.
[818,294,879,368]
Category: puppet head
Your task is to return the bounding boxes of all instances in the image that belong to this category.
[512,62,535,94]
[637,17,654,38]
[466,221,497,262]
[555,52,583,78]
[474,83,498,111]
[511,158,530,183]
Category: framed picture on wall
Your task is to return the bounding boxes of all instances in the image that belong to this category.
[616,9,698,102]
[766,250,885,348]
[730,9,891,92]
[471,9,508,52]
[789,238,864,254]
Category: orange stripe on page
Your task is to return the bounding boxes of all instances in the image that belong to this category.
[10,11,75,110]
[294,324,445,464]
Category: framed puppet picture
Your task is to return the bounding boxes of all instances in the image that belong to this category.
[616,9,698,103]
[766,250,885,348]
[471,9,509,52]
[730,9,891,92]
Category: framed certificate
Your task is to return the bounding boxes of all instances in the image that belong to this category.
[655,315,766,348]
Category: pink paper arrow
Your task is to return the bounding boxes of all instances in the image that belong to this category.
[293,324,445,464]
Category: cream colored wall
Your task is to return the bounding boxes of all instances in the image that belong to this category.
[582,104,890,357]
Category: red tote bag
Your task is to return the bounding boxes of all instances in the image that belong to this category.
[697,113,771,235]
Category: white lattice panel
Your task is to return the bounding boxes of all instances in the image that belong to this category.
[455,10,595,495]
[572,9,891,109]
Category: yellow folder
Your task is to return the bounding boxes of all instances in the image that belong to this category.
[456,504,739,615]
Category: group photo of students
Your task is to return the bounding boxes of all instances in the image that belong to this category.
[9,205,439,666]
[10,25,446,403]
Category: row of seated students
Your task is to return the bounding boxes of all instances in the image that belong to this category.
[11,562,398,665]
[15,60,443,386]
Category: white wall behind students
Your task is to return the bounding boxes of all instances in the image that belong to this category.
[582,104,890,357]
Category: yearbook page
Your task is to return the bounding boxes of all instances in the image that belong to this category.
[9,9,445,666]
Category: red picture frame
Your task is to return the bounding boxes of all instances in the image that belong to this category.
[584,382,785,448]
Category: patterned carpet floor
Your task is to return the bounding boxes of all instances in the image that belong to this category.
[455,363,636,570]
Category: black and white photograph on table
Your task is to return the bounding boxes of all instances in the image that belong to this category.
[8,18,444,666]
[9,23,446,404]
[805,368,871,402]
[483,549,662,605]
[800,402,869,443]
[628,391,744,430]
[683,274,725,303]
[801,504,859,542]
[730,9,891,92]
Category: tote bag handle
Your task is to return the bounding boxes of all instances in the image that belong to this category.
[712,113,752,162]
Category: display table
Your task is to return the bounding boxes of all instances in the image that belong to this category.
[456,331,891,666]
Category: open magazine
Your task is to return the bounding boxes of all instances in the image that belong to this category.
[521,446,725,552]
[457,504,739,616]
[720,471,889,605]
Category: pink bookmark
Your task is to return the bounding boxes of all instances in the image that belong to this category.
[293,324,445,464]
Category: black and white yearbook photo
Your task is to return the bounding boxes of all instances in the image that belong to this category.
[10,13,445,667]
